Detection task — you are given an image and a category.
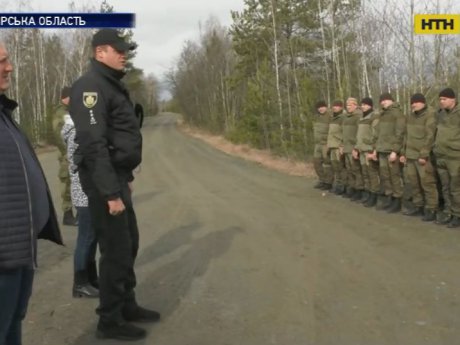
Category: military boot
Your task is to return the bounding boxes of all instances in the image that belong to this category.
[422,209,436,222]
[403,205,424,217]
[364,193,378,208]
[73,271,99,298]
[435,211,452,225]
[314,181,324,189]
[447,216,460,228]
[376,195,391,210]
[359,191,370,204]
[343,186,355,198]
[351,190,363,202]
[63,209,78,226]
[334,185,345,195]
[386,197,402,213]
[321,183,332,191]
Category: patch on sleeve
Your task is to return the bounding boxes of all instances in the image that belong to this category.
[83,92,98,108]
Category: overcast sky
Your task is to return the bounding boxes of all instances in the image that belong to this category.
[20,0,245,80]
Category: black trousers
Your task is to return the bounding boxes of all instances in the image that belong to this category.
[87,180,139,325]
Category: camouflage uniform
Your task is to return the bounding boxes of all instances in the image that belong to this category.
[356,110,380,194]
[342,108,363,194]
[52,104,72,213]
[433,103,460,221]
[401,106,438,211]
[373,103,406,199]
[327,111,346,192]
[313,110,332,186]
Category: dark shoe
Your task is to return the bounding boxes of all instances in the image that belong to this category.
[436,212,452,225]
[314,181,324,189]
[359,191,370,204]
[351,190,363,202]
[122,305,161,323]
[387,198,402,213]
[87,261,99,289]
[364,193,378,207]
[63,209,78,226]
[97,322,146,341]
[447,216,460,228]
[422,209,436,222]
[403,206,424,217]
[73,283,99,298]
[376,195,391,210]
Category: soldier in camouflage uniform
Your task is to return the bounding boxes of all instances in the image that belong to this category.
[52,86,77,226]
[327,100,346,195]
[342,97,363,200]
[312,100,333,190]
[356,97,380,207]
[433,88,460,228]
[369,93,406,213]
[399,93,438,222]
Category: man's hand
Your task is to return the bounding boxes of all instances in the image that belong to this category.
[352,149,359,160]
[108,198,125,216]
[418,158,427,165]
[399,155,407,164]
[366,150,377,161]
[389,151,398,163]
[339,146,344,156]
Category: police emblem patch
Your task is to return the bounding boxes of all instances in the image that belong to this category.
[83,92,98,108]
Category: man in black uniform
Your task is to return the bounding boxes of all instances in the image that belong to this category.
[69,29,159,341]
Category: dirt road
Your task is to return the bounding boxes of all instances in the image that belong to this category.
[24,113,460,345]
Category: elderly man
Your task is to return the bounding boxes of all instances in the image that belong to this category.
[0,42,63,345]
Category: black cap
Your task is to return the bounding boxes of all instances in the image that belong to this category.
[91,29,136,52]
[61,86,71,99]
[332,99,343,107]
[361,97,373,107]
[315,100,327,108]
[439,87,456,99]
[410,93,426,104]
[379,92,393,102]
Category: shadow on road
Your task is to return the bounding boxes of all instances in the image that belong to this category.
[71,226,242,345]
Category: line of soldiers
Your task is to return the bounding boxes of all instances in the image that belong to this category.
[312,88,460,228]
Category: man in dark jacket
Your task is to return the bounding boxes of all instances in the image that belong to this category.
[70,29,159,341]
[0,42,63,345]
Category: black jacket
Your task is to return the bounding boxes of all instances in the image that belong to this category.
[69,59,142,200]
[0,95,63,270]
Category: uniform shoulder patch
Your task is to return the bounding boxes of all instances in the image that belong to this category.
[83,92,98,108]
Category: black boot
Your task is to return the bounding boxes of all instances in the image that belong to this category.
[73,270,99,298]
[351,190,363,202]
[376,195,392,210]
[386,197,402,213]
[359,191,370,204]
[87,261,99,289]
[63,209,78,226]
[364,193,378,207]
[122,305,161,323]
[422,209,436,222]
[403,205,424,217]
[447,216,460,228]
[97,321,146,341]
